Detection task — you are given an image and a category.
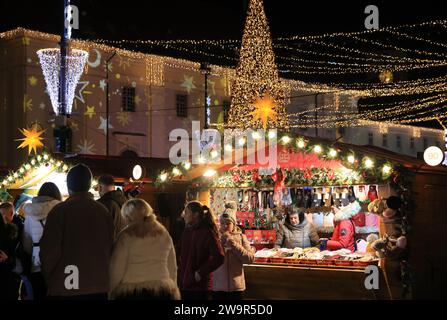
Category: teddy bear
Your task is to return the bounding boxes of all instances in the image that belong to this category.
[367,196,407,258]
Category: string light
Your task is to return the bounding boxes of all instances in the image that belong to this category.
[382,164,392,175]
[328,148,337,158]
[203,169,217,177]
[296,139,306,149]
[364,157,374,169]
[348,155,356,164]
[183,161,191,170]
[313,145,322,154]
[281,135,291,144]
[172,167,181,176]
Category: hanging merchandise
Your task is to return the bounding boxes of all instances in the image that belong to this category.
[368,185,379,202]
[347,186,357,203]
[324,187,333,207]
[312,212,324,228]
[341,187,349,206]
[357,185,368,202]
[281,188,292,206]
[267,190,276,208]
[305,212,314,224]
[323,211,335,229]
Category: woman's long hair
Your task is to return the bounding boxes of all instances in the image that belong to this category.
[185,201,218,236]
[121,198,165,238]
[38,182,62,201]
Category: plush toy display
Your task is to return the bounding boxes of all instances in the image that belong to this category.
[368,196,407,258]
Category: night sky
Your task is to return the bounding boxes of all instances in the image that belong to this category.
[1,0,445,40]
[1,0,446,128]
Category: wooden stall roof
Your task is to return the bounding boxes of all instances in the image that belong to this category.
[58,154,188,184]
[187,138,447,179]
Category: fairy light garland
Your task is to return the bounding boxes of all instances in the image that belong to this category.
[156,134,396,185]
[1,153,70,188]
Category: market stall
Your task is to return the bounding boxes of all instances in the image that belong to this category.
[157,135,422,299]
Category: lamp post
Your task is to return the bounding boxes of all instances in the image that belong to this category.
[54,0,72,153]
[200,62,211,129]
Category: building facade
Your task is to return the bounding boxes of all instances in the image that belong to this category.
[0,28,444,169]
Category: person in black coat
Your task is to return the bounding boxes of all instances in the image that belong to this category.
[0,211,19,299]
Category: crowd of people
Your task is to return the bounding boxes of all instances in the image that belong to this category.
[0,163,255,300]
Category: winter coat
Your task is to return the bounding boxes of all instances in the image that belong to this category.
[22,196,60,273]
[0,222,18,299]
[109,216,180,299]
[327,204,358,252]
[275,219,319,249]
[213,231,254,292]
[177,221,225,292]
[98,190,127,240]
[40,192,114,297]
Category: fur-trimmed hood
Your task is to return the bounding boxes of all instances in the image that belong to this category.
[334,201,361,222]
[23,196,60,220]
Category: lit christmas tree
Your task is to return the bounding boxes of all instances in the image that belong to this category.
[227,0,289,130]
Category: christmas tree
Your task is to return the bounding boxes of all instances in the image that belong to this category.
[227,0,290,130]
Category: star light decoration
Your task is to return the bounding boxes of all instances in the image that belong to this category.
[16,126,46,154]
[250,91,278,130]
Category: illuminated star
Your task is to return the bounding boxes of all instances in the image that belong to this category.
[68,120,79,131]
[22,37,30,45]
[23,95,33,112]
[16,126,46,154]
[28,76,37,86]
[77,139,96,154]
[98,116,113,135]
[135,95,141,106]
[181,75,196,94]
[117,112,133,126]
[99,79,107,91]
[104,62,113,73]
[84,106,96,119]
[250,91,278,130]
[75,81,91,104]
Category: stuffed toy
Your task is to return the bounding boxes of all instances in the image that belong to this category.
[366,234,379,256]
[369,196,407,258]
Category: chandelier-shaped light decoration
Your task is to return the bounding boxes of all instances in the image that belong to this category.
[37,48,88,115]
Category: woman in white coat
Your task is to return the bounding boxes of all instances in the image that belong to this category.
[23,182,61,299]
[109,198,180,300]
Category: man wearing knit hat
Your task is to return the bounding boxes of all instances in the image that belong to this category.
[40,164,114,299]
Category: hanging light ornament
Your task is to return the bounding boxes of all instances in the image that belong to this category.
[37,48,88,115]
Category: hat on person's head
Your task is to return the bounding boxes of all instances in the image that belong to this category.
[220,201,237,225]
[67,164,92,192]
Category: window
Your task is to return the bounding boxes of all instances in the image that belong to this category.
[423,137,428,150]
[382,134,388,147]
[176,94,188,117]
[223,100,231,122]
[410,137,415,150]
[368,132,374,145]
[396,135,402,149]
[121,87,135,112]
